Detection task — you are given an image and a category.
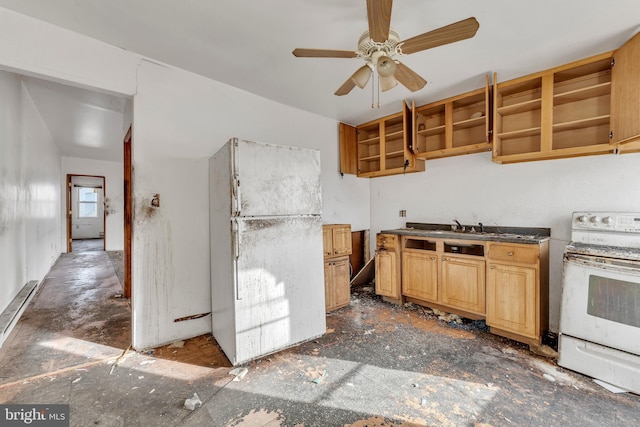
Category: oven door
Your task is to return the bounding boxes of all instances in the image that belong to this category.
[560,252,640,356]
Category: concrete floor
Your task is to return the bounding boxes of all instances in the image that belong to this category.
[1,250,639,426]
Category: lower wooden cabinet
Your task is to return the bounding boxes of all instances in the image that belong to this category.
[375,232,549,348]
[486,241,549,346]
[324,256,351,312]
[375,233,402,301]
[323,224,352,312]
[486,263,537,338]
[402,250,438,301]
[441,255,486,315]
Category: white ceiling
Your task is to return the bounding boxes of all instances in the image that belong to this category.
[3,0,640,161]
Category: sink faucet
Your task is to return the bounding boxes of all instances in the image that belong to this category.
[478,222,484,233]
[453,220,464,231]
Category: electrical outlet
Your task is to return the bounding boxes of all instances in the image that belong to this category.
[399,209,406,217]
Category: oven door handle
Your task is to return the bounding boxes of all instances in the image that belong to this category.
[564,252,640,275]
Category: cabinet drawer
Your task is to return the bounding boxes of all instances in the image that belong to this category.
[488,243,538,264]
[376,234,397,251]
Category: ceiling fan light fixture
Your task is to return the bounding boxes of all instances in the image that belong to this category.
[379,75,398,92]
[351,65,373,89]
[376,55,397,78]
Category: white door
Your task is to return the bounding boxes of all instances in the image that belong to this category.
[232,139,322,217]
[231,215,326,365]
[560,254,640,355]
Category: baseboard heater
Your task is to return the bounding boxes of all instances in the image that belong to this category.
[0,280,39,347]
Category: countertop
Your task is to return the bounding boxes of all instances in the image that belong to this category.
[381,223,551,245]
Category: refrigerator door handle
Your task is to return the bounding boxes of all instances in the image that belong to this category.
[231,139,241,216]
[232,219,242,300]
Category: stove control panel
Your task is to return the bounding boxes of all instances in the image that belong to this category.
[572,212,640,233]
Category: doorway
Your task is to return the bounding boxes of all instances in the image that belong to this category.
[66,174,106,253]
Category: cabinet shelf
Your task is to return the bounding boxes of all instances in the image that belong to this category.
[385,150,405,159]
[497,98,542,115]
[359,154,380,161]
[386,130,404,139]
[358,136,380,145]
[453,116,486,130]
[553,115,610,133]
[497,127,541,140]
[554,82,611,105]
[418,125,446,136]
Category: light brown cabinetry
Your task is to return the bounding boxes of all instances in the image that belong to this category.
[486,241,549,347]
[323,224,352,258]
[380,232,549,348]
[324,256,351,312]
[375,233,402,302]
[340,101,425,178]
[610,32,640,151]
[402,242,438,301]
[414,76,492,159]
[493,33,640,163]
[441,255,485,315]
[493,53,615,163]
[401,237,486,318]
[323,224,352,312]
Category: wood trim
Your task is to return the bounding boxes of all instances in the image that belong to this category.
[66,174,72,252]
[123,126,132,299]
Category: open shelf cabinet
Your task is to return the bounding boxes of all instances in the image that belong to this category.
[414,76,491,159]
[341,101,425,178]
[493,53,616,163]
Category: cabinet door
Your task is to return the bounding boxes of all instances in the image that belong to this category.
[375,250,398,299]
[339,122,358,175]
[333,257,351,308]
[486,263,537,338]
[441,256,486,315]
[322,226,332,257]
[332,225,352,256]
[402,250,438,302]
[611,32,640,146]
[324,261,334,311]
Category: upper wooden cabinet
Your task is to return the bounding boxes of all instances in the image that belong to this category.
[493,33,640,163]
[340,101,425,178]
[413,76,492,159]
[493,53,615,163]
[610,32,640,151]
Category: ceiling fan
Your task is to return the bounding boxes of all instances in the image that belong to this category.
[292,0,479,96]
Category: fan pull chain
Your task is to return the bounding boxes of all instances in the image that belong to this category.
[377,75,380,108]
[371,73,374,109]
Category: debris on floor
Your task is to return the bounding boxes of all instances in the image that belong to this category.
[184,392,202,411]
[229,367,248,381]
[169,340,185,348]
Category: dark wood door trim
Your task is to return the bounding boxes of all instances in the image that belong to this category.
[123,126,132,299]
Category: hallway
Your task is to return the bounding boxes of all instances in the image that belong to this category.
[1,251,640,426]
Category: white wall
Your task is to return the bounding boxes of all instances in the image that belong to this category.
[370,150,640,331]
[62,157,124,251]
[0,69,62,320]
[0,8,369,350]
[131,60,369,349]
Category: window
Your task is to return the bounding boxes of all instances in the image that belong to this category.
[78,187,99,218]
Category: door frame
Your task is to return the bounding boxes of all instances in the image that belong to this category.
[66,174,107,252]
[123,126,132,298]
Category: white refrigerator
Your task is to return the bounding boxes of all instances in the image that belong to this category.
[209,138,326,365]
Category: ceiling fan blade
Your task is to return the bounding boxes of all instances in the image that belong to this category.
[400,17,479,55]
[292,48,357,58]
[335,77,357,96]
[394,62,427,92]
[367,0,393,42]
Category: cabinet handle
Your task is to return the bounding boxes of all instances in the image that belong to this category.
[489,265,495,269]
[430,256,436,260]
[442,257,448,261]
[507,251,514,256]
